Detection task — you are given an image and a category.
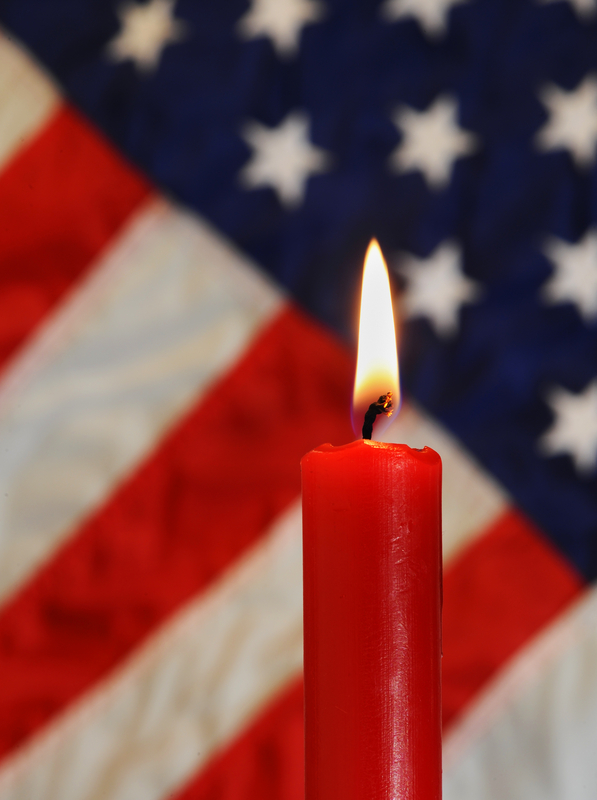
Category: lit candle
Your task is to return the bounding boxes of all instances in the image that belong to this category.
[301,240,442,800]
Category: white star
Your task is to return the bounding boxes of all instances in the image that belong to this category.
[539,380,597,475]
[390,95,478,190]
[236,0,325,58]
[537,0,597,22]
[106,0,188,73]
[239,112,331,209]
[535,74,597,168]
[395,241,482,337]
[380,0,469,37]
[541,229,597,323]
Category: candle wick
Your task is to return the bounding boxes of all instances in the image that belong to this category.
[362,392,393,440]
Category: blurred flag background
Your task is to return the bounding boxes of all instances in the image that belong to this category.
[0,0,596,798]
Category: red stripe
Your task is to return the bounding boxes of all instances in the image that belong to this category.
[169,678,305,800]
[0,104,150,372]
[442,507,584,729]
[0,304,353,760]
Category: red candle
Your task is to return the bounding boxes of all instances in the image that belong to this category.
[301,241,442,800]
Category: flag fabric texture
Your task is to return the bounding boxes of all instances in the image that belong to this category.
[0,0,596,798]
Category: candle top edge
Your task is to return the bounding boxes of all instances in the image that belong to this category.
[302,439,441,465]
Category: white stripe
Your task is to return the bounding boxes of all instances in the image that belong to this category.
[0,501,303,800]
[383,402,508,563]
[443,585,597,800]
[0,28,60,170]
[0,197,283,603]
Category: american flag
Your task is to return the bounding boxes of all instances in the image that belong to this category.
[0,0,595,798]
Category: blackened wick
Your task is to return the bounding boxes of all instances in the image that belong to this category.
[362,392,393,440]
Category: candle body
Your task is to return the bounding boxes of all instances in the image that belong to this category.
[301,439,442,800]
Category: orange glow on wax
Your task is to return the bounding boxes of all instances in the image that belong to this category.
[352,239,400,439]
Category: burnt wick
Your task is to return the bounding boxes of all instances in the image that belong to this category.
[362,392,393,440]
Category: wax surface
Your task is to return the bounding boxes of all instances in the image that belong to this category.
[301,439,442,800]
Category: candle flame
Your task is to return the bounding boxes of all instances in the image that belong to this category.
[352,239,400,439]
